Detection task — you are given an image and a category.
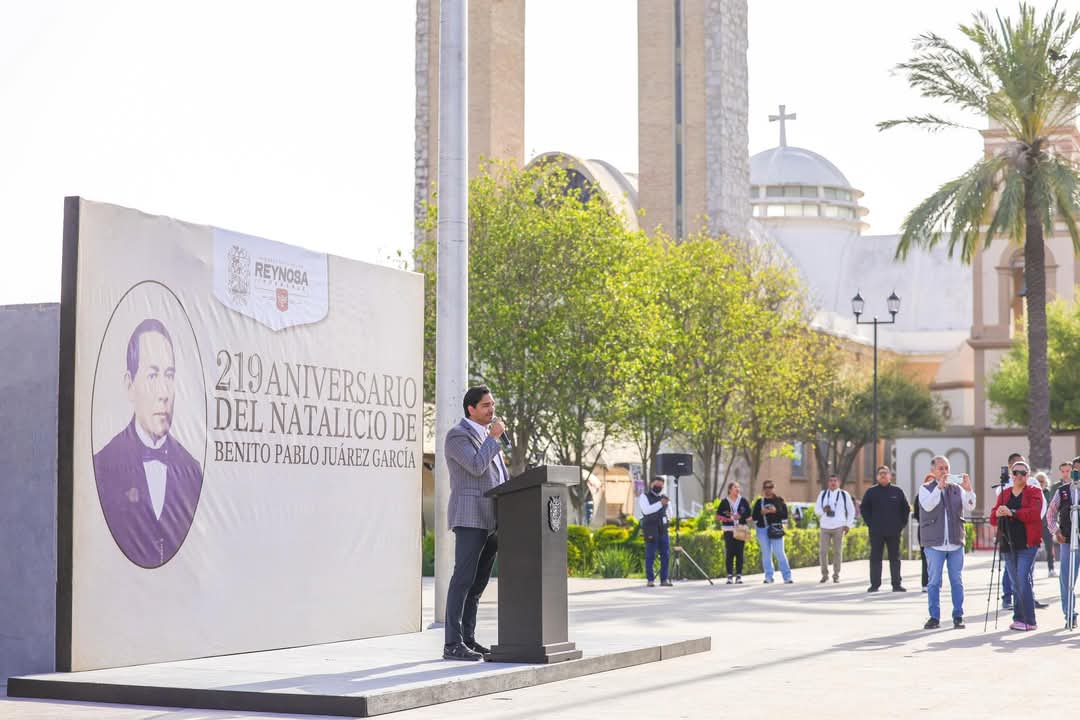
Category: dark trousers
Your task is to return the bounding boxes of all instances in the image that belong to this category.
[724,533,745,576]
[1043,525,1056,571]
[444,527,498,647]
[869,533,902,588]
[920,548,928,587]
[645,532,670,582]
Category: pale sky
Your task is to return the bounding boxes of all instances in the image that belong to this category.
[1,0,1077,305]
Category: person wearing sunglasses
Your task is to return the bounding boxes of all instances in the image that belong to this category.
[751,482,792,584]
[990,460,1044,631]
[918,455,976,629]
[995,454,1048,611]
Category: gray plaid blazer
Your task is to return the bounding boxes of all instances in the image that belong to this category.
[445,418,509,530]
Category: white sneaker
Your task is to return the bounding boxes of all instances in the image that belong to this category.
[1049,569,1059,578]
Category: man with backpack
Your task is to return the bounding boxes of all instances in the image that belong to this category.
[815,474,854,583]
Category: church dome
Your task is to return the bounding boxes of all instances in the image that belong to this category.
[749,144,867,228]
[750,145,852,189]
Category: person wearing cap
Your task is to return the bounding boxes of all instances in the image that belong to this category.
[990,460,1044,631]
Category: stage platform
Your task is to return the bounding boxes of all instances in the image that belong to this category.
[8,624,709,717]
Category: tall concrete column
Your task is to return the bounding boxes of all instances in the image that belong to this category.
[433,0,468,624]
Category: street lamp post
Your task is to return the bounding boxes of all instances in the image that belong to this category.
[851,290,901,468]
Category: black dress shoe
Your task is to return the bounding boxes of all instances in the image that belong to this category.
[464,640,491,655]
[924,617,940,629]
[443,643,483,661]
[1034,600,1049,609]
[953,616,966,629]
[892,586,907,592]
[867,586,880,593]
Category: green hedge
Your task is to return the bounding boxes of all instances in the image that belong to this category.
[420,520,956,578]
[668,526,873,579]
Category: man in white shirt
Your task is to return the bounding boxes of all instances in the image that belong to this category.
[919,455,976,630]
[93,319,204,569]
[815,474,854,584]
[638,476,672,587]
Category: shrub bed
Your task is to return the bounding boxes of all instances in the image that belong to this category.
[419,517,964,578]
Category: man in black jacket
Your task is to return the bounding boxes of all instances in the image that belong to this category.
[861,465,911,592]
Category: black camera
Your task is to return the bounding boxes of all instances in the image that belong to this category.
[1000,465,1009,484]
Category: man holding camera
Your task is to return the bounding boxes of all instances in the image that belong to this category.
[639,475,672,587]
[861,466,911,592]
[815,474,854,583]
[919,455,975,629]
[1046,455,1080,628]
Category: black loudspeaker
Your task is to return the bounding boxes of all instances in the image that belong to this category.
[656,453,693,477]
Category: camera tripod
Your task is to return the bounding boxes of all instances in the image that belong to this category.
[669,474,714,584]
[983,490,1014,631]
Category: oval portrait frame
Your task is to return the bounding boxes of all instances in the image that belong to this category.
[89,280,208,569]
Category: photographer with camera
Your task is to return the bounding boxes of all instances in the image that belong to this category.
[1046,456,1080,627]
[752,482,792,584]
[815,474,854,583]
[990,460,1044,631]
[639,475,672,588]
[919,455,975,629]
[861,466,911,592]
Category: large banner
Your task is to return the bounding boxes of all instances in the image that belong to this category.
[57,199,423,671]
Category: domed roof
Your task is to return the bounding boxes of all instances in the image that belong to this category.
[751,145,852,189]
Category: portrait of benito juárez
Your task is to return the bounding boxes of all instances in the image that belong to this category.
[93,318,203,569]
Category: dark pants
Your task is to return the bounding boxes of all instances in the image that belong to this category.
[1043,525,1056,571]
[724,533,745,576]
[444,527,498,647]
[920,548,928,588]
[869,533,902,588]
[645,532,670,582]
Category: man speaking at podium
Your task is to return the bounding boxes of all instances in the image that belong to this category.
[443,385,510,661]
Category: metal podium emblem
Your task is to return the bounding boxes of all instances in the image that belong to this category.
[548,496,563,532]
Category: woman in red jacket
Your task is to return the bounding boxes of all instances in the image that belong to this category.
[990,460,1044,631]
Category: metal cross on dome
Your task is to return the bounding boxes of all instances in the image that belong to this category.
[769,104,796,147]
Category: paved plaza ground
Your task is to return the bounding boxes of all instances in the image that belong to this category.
[4,551,1080,719]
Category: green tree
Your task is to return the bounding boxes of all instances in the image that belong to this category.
[988,297,1080,429]
[880,3,1080,469]
[725,246,832,496]
[812,366,945,486]
[418,159,645,514]
[667,233,751,504]
[611,230,684,476]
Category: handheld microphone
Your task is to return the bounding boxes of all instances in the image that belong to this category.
[494,417,513,451]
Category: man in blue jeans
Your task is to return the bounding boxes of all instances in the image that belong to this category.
[1047,456,1080,628]
[639,476,672,587]
[919,455,976,629]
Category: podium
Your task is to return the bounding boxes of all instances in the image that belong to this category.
[484,465,583,663]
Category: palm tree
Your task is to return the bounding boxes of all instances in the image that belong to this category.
[881,2,1080,468]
